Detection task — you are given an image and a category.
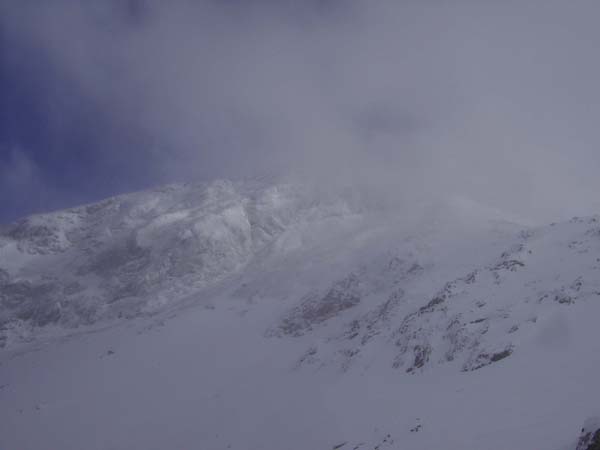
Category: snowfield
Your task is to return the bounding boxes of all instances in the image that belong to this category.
[1,179,599,449]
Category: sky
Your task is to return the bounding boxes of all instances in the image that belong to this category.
[1,0,600,224]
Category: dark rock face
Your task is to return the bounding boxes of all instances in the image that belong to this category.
[576,429,600,450]
[278,273,361,336]
[576,419,600,450]
[462,346,513,372]
[408,344,431,372]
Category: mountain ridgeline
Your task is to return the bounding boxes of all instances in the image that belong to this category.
[1,179,599,449]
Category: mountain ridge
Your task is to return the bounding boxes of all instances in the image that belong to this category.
[1,179,599,449]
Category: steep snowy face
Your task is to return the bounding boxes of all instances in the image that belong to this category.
[0,179,361,344]
[266,215,600,376]
[2,177,600,383]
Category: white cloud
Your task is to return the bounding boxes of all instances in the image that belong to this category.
[2,0,600,222]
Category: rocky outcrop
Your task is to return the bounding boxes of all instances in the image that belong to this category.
[576,417,600,450]
[277,273,362,337]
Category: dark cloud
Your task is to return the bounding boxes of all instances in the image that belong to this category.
[1,0,600,223]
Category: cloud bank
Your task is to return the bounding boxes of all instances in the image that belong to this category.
[1,0,600,223]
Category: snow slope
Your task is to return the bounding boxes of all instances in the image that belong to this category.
[1,179,599,449]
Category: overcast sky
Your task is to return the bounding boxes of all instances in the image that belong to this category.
[1,0,600,224]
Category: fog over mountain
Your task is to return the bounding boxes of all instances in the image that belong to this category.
[2,0,600,222]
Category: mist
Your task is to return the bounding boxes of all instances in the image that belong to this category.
[2,0,600,223]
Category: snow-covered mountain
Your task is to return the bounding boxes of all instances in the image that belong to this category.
[1,179,599,450]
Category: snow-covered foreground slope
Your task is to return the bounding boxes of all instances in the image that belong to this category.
[1,179,599,449]
[2,292,600,450]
